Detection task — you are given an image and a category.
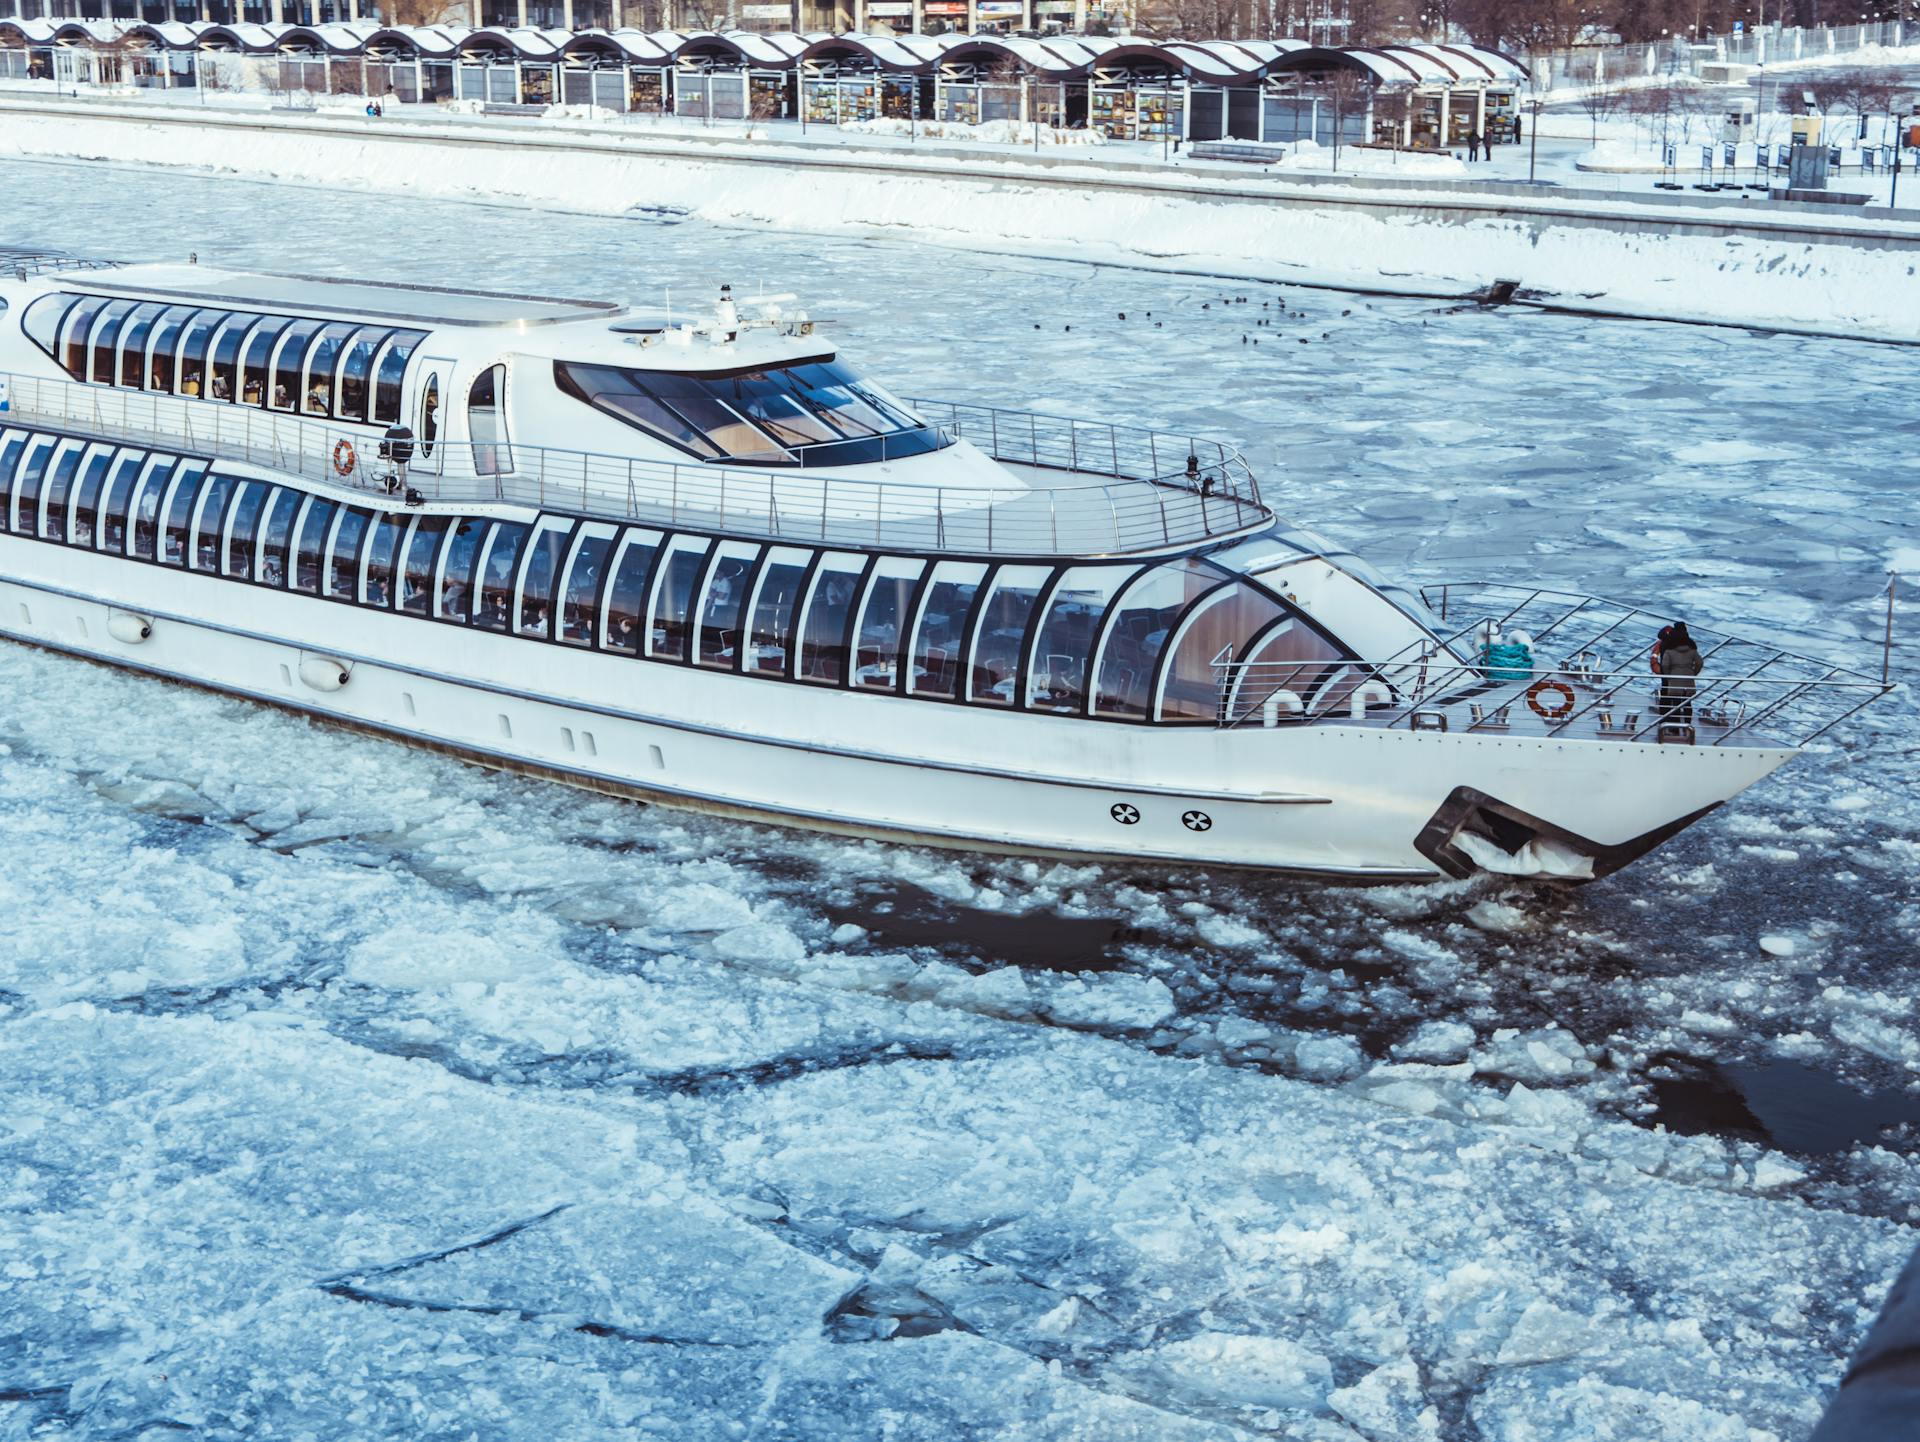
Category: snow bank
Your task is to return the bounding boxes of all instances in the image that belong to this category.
[1274,137,1469,177]
[843,116,1105,147]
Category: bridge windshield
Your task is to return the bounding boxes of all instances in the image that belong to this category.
[554,358,952,468]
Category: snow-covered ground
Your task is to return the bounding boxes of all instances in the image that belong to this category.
[0,155,1915,1441]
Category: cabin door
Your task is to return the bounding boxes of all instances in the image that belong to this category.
[413,359,455,479]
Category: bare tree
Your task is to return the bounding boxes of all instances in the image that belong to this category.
[1625,80,1677,153]
[1320,67,1371,168]
[1579,71,1624,144]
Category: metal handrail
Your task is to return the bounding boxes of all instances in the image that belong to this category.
[0,369,1273,557]
[1213,577,1893,748]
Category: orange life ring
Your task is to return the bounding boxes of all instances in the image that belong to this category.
[1526,678,1576,721]
[332,439,357,477]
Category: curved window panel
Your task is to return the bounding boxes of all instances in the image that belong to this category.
[1026,566,1134,713]
[472,521,529,631]
[22,293,72,363]
[118,303,164,388]
[177,309,219,398]
[695,541,759,670]
[1155,580,1290,723]
[908,561,986,699]
[190,475,235,572]
[435,517,488,622]
[362,512,407,607]
[1234,617,1359,718]
[515,518,572,637]
[798,552,868,685]
[372,333,422,426]
[852,556,924,690]
[744,546,811,676]
[38,443,86,542]
[292,497,337,594]
[646,536,712,661]
[159,464,208,566]
[303,324,353,417]
[400,515,449,615]
[337,329,386,424]
[13,439,62,536]
[1093,560,1217,719]
[326,508,371,600]
[419,372,441,458]
[69,447,114,547]
[240,319,288,408]
[90,300,134,384]
[224,482,270,578]
[97,450,145,554]
[128,457,173,559]
[271,320,323,412]
[967,565,1051,707]
[58,296,105,378]
[146,305,194,394]
[257,487,300,586]
[553,363,721,461]
[556,522,616,646]
[601,527,664,652]
[0,431,25,528]
[209,313,263,404]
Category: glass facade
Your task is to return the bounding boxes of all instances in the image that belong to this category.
[0,426,1362,726]
[21,291,426,428]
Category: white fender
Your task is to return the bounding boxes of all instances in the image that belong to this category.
[1350,680,1391,720]
[1506,629,1534,649]
[106,610,153,645]
[1260,689,1304,727]
[298,655,351,692]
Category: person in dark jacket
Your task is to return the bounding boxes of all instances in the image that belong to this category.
[1652,622,1703,726]
[1467,130,1482,161]
[1513,113,1523,144]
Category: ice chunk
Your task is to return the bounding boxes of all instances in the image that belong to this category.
[1395,1021,1476,1063]
[1115,1332,1335,1413]
[710,920,807,965]
[1454,831,1596,880]
[1328,1359,1442,1442]
[1295,1035,1367,1081]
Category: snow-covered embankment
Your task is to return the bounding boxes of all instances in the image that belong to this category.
[4,96,1919,342]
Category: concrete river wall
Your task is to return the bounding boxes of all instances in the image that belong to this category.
[3,95,1917,343]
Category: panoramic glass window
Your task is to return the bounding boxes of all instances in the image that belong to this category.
[190,475,236,572]
[436,517,488,622]
[89,300,133,384]
[177,309,219,397]
[58,296,105,378]
[907,560,986,700]
[646,536,712,661]
[224,482,270,579]
[554,359,946,468]
[270,320,323,411]
[744,546,811,676]
[38,444,85,543]
[240,319,289,407]
[1156,579,1290,722]
[303,323,354,417]
[258,487,300,586]
[160,464,208,566]
[21,293,72,365]
[695,541,760,669]
[473,521,530,631]
[146,306,194,394]
[337,330,385,423]
[1092,560,1217,719]
[326,508,371,600]
[10,439,54,534]
[208,313,263,404]
[400,515,449,615]
[557,522,616,646]
[852,556,925,690]
[363,513,407,607]
[373,333,422,426]
[0,432,25,522]
[118,303,164,388]
[516,519,572,636]
[98,450,146,554]
[967,565,1052,707]
[69,448,114,547]
[293,497,337,593]
[601,527,664,652]
[1235,617,1358,717]
[1025,566,1134,713]
[798,552,868,685]
[126,459,168,558]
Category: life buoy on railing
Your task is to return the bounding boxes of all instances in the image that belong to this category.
[332,439,357,477]
[1526,678,1577,721]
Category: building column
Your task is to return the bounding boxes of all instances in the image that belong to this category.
[963,0,973,30]
[910,0,920,28]
[515,0,526,24]
[562,0,573,25]
[1019,0,1029,26]
[1436,88,1447,148]
[852,0,862,29]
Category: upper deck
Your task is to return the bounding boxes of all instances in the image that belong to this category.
[0,368,1275,559]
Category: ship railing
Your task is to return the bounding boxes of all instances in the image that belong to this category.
[1,249,124,279]
[0,371,1273,557]
[1213,578,1895,749]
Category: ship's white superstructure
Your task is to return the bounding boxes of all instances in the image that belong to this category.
[0,251,1889,881]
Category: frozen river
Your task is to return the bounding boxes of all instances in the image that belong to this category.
[1,155,1915,1440]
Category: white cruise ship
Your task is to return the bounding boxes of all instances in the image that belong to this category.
[0,252,1889,881]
